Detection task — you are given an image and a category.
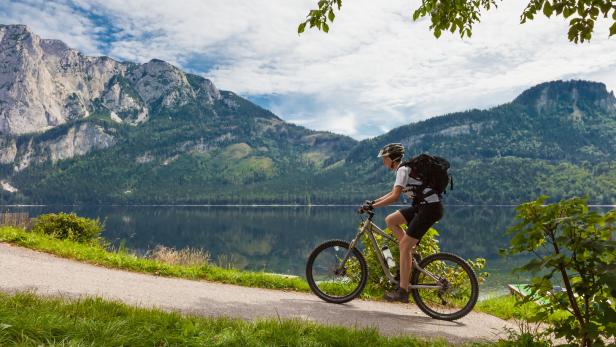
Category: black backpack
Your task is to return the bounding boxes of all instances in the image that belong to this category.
[400,154,453,199]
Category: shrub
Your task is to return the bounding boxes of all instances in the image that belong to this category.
[357,223,488,293]
[502,196,616,347]
[31,212,104,244]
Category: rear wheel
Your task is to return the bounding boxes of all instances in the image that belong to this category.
[306,240,368,304]
[410,252,478,320]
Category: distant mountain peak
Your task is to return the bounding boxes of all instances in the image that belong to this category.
[513,80,616,115]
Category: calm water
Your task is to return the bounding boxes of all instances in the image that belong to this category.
[3,205,613,295]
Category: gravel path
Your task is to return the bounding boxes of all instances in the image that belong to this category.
[0,243,516,344]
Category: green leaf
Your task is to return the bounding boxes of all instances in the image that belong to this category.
[434,28,442,38]
[412,9,421,21]
[543,1,553,17]
[563,7,575,18]
[589,7,599,19]
[328,9,335,21]
[610,22,616,37]
[322,22,329,33]
[577,2,584,16]
[298,22,306,34]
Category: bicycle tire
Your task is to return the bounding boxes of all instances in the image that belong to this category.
[410,252,479,320]
[305,239,368,304]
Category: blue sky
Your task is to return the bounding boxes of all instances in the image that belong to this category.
[1,0,615,139]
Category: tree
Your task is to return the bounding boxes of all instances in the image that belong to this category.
[502,196,616,346]
[299,0,616,43]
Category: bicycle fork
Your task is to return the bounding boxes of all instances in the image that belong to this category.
[334,220,368,275]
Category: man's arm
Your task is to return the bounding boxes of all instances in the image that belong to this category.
[374,192,392,204]
[373,186,402,208]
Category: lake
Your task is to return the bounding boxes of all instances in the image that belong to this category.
[2,205,613,296]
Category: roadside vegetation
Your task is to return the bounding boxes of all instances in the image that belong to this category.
[0,291,544,347]
[501,197,615,346]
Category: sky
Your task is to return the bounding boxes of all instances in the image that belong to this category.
[1,0,615,139]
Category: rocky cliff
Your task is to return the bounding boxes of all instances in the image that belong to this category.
[0,24,222,137]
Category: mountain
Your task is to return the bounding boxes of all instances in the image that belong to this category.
[1,24,615,205]
[343,80,616,204]
[0,24,356,204]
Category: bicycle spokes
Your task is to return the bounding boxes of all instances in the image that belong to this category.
[411,253,478,320]
[306,240,368,303]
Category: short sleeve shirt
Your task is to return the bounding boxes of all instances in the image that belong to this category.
[394,164,440,203]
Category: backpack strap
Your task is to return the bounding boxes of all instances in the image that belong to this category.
[410,186,441,205]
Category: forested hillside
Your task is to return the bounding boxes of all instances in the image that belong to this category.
[342,80,616,204]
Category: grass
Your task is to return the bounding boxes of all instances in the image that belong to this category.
[476,295,536,321]
[147,244,211,266]
[475,293,571,323]
[0,226,310,292]
[0,225,526,320]
[0,291,462,347]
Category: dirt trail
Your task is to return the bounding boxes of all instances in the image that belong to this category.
[0,243,515,344]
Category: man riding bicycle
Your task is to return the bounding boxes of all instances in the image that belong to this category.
[362,143,444,303]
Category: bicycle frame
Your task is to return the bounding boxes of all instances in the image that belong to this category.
[342,211,443,291]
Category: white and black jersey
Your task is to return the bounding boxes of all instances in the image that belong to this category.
[394,164,440,203]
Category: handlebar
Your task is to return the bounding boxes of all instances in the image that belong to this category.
[356,206,375,220]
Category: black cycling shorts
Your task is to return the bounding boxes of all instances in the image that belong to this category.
[399,202,444,241]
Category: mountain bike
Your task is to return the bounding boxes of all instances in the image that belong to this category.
[305,207,479,321]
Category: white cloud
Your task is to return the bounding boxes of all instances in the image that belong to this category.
[2,0,615,139]
[0,0,102,54]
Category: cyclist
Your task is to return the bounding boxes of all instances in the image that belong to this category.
[361,143,444,303]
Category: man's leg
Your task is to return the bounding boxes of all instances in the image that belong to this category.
[399,234,419,291]
[384,210,417,303]
[385,211,406,242]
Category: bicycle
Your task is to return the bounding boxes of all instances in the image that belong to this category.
[305,206,479,321]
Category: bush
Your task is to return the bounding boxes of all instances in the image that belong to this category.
[31,212,104,244]
[502,196,616,347]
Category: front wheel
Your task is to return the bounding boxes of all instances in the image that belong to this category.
[306,239,368,304]
[410,252,479,320]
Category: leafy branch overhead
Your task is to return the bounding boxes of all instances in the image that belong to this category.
[299,0,616,42]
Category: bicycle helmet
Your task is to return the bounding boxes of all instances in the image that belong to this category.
[377,143,404,162]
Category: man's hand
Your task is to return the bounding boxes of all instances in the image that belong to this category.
[361,200,375,211]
